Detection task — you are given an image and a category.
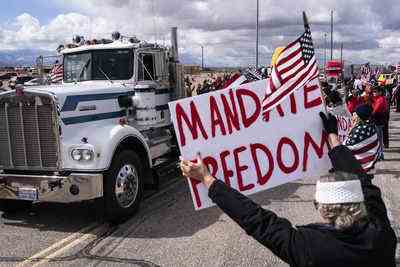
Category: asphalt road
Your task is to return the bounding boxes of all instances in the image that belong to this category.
[1,114,400,267]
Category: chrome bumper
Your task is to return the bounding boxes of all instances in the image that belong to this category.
[0,173,103,203]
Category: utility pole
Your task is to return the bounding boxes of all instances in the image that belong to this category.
[324,33,327,68]
[340,43,344,79]
[256,0,259,68]
[340,43,343,65]
[200,45,204,69]
[330,10,333,60]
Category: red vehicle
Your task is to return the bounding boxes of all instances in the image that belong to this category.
[325,60,344,88]
[325,60,343,79]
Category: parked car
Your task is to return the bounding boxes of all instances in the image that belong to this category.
[24,77,49,86]
[15,76,34,84]
[0,72,17,80]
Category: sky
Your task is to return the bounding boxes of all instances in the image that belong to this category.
[0,0,399,67]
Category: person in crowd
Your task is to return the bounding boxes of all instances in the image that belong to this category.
[372,86,389,155]
[180,113,397,267]
[354,75,363,93]
[345,104,379,171]
[346,86,362,114]
[392,80,400,112]
[361,82,374,105]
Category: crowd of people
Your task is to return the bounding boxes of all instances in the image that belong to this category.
[184,71,241,96]
[184,67,269,97]
[345,76,395,159]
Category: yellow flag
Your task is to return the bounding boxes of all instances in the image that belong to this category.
[271,47,284,67]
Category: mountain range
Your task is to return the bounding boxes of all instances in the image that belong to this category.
[0,49,59,67]
[0,49,217,67]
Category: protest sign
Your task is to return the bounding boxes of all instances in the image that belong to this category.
[327,105,353,143]
[169,78,332,210]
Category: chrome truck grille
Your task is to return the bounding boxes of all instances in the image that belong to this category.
[0,92,59,170]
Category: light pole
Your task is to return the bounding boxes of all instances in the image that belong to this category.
[324,33,327,68]
[330,10,334,60]
[200,45,204,69]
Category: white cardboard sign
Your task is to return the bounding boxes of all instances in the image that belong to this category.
[327,105,353,143]
[169,78,332,210]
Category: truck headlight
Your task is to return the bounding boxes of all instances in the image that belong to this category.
[81,149,94,161]
[71,149,94,161]
[71,149,82,161]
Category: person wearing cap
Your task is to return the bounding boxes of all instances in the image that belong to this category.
[180,113,397,267]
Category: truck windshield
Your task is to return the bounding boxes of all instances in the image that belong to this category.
[63,49,133,82]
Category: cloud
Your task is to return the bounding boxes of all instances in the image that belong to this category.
[1,0,400,66]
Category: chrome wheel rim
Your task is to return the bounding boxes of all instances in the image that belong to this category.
[115,164,139,208]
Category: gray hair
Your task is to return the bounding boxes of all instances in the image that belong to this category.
[317,202,368,230]
[316,172,368,230]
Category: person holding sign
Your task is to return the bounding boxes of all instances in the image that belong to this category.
[180,113,396,267]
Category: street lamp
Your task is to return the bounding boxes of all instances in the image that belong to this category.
[200,45,204,69]
[324,33,327,68]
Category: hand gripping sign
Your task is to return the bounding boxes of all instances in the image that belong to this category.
[169,78,332,210]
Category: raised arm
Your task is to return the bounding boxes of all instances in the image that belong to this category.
[180,155,309,266]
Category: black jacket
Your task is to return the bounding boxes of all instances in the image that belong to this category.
[208,145,397,267]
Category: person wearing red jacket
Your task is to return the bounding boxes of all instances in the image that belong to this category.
[372,86,389,158]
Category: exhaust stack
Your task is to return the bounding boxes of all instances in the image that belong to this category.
[171,27,179,63]
[169,27,185,99]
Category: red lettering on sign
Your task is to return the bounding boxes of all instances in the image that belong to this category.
[220,150,233,187]
[250,143,274,186]
[304,84,322,109]
[289,93,297,114]
[236,89,261,128]
[263,104,285,122]
[277,137,300,173]
[263,93,297,122]
[210,96,227,137]
[233,146,254,191]
[189,156,218,209]
[303,131,329,171]
[221,89,241,134]
[176,102,208,147]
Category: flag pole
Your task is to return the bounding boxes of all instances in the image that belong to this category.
[303,11,328,113]
[256,0,260,68]
[302,11,309,27]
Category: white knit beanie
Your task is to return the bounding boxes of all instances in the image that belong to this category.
[315,180,364,204]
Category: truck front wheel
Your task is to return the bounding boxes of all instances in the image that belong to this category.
[103,150,143,223]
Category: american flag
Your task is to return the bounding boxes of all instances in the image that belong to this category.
[396,64,400,73]
[262,13,318,116]
[50,64,63,83]
[360,63,371,82]
[344,122,379,172]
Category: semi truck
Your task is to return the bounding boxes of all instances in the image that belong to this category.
[0,27,185,221]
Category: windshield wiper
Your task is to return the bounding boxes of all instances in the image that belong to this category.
[78,58,91,81]
[96,64,114,84]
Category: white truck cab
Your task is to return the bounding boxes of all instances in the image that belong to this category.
[0,28,185,221]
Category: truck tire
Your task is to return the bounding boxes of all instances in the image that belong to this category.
[103,150,143,223]
[0,199,31,213]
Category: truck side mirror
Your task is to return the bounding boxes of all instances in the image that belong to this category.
[118,95,133,108]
